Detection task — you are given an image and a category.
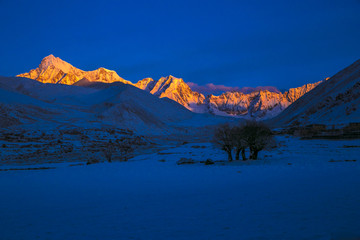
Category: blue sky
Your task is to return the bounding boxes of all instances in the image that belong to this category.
[0,0,359,89]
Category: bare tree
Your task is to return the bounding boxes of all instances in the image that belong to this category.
[213,124,234,161]
[117,140,134,161]
[102,139,134,162]
[241,121,273,160]
[232,126,248,160]
[103,139,115,162]
[213,121,274,161]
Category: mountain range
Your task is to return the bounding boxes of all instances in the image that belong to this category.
[17,55,323,119]
[0,55,357,132]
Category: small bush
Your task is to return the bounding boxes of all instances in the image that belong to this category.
[204,159,214,165]
[177,158,195,165]
[86,158,101,165]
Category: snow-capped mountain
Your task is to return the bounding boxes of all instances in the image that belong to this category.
[17,55,132,85]
[17,55,321,119]
[268,59,360,127]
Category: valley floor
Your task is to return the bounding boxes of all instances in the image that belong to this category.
[0,136,360,239]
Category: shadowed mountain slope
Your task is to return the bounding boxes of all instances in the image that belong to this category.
[268,59,360,127]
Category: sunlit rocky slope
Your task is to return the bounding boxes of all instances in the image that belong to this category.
[18,55,322,119]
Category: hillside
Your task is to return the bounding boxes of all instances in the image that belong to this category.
[268,59,360,127]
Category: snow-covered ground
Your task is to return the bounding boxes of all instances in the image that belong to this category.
[1,136,360,240]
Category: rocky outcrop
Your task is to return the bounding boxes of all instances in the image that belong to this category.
[135,78,156,91]
[136,75,205,110]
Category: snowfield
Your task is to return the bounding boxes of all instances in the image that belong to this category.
[1,136,360,240]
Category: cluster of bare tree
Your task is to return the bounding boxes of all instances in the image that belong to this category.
[102,139,134,162]
[213,121,274,161]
